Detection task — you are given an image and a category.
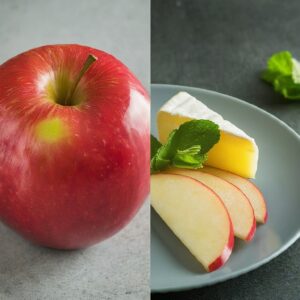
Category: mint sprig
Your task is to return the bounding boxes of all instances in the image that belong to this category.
[173,146,207,168]
[151,120,220,173]
[151,135,162,159]
[262,51,300,100]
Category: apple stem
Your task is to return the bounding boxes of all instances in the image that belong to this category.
[66,54,98,105]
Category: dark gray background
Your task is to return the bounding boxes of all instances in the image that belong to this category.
[151,0,300,299]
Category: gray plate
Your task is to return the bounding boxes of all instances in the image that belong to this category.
[151,84,300,292]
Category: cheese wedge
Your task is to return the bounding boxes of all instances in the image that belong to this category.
[157,92,259,178]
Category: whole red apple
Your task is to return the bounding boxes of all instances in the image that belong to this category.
[0,44,149,249]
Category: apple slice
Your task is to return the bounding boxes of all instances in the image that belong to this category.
[151,173,234,272]
[165,169,256,241]
[202,167,267,223]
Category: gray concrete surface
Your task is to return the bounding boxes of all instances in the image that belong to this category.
[0,0,150,299]
[152,0,300,299]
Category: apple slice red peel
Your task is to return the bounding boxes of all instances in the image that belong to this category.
[208,226,234,272]
[166,168,256,242]
[151,173,234,272]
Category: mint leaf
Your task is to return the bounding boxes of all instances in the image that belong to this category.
[169,119,220,155]
[268,51,292,75]
[262,51,300,100]
[151,131,175,173]
[274,75,300,99]
[151,155,170,172]
[262,51,292,84]
[151,135,162,159]
[150,120,220,173]
[173,146,207,168]
[292,58,300,83]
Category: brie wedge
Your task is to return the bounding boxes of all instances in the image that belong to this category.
[157,92,259,178]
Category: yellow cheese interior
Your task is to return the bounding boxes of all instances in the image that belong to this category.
[157,111,258,178]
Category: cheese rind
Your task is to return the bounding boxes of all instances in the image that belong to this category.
[157,92,259,178]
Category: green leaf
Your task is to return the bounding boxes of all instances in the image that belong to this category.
[151,135,162,159]
[262,51,292,84]
[151,155,170,173]
[150,119,220,173]
[274,75,300,99]
[292,58,300,83]
[261,69,278,83]
[262,51,300,100]
[267,51,292,76]
[169,120,220,155]
[150,131,175,173]
[172,146,207,169]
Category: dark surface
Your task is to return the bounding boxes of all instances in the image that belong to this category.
[151,0,300,299]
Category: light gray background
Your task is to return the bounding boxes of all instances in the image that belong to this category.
[0,0,150,299]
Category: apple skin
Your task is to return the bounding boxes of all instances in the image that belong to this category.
[202,167,268,224]
[208,195,234,272]
[208,226,234,272]
[245,217,256,242]
[0,44,150,249]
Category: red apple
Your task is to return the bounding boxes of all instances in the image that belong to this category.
[0,44,150,249]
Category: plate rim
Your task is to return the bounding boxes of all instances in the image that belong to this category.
[151,83,300,293]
